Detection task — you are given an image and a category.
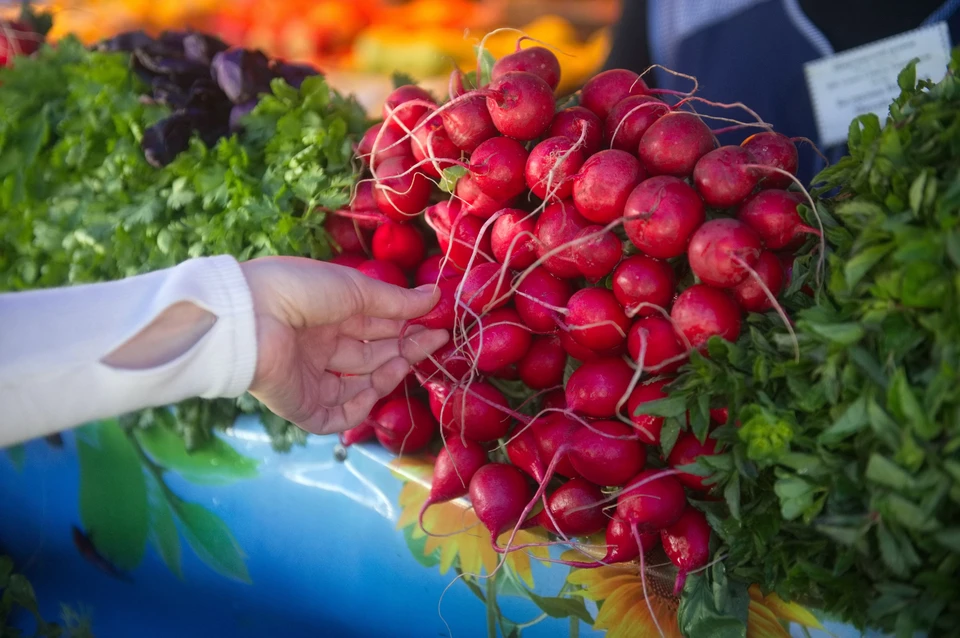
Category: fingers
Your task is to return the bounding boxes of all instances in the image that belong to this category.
[338,315,404,340]
[346,271,441,321]
[327,327,449,375]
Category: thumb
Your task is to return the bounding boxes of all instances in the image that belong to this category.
[348,274,441,321]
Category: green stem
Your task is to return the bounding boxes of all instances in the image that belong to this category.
[486,576,498,638]
[569,616,579,638]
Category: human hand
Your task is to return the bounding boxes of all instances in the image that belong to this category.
[240,257,448,435]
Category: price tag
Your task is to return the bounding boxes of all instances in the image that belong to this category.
[804,22,952,147]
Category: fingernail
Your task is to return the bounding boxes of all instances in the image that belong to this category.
[415,284,436,293]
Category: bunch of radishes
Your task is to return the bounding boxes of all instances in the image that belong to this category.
[326,41,817,593]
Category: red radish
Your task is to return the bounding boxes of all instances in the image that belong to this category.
[486,72,555,141]
[731,251,785,312]
[572,150,645,224]
[491,364,520,380]
[373,397,437,454]
[491,209,537,269]
[737,190,813,250]
[710,407,729,424]
[580,69,648,120]
[559,329,602,362]
[565,288,630,350]
[661,507,711,594]
[466,307,532,373]
[671,284,742,350]
[440,93,498,152]
[612,255,676,317]
[357,259,407,287]
[382,84,436,132]
[604,96,669,152]
[456,172,510,219]
[566,357,634,418]
[507,427,545,482]
[341,421,376,447]
[372,221,426,270]
[668,433,719,491]
[549,107,603,155]
[469,463,532,543]
[563,518,658,567]
[373,156,432,221]
[419,342,470,383]
[638,111,717,177]
[358,123,411,169]
[741,131,799,189]
[535,200,591,279]
[528,478,606,536]
[542,388,567,411]
[0,21,41,67]
[517,335,567,389]
[627,378,672,445]
[532,413,581,479]
[515,267,572,333]
[574,226,622,282]
[415,254,460,286]
[623,176,705,259]
[616,469,687,531]
[331,252,367,268]
[525,136,585,201]
[411,112,461,178]
[325,214,370,254]
[687,218,763,288]
[408,277,460,330]
[570,420,646,486]
[445,381,513,441]
[491,45,561,90]
[422,436,488,517]
[459,262,512,315]
[469,136,529,200]
[627,316,687,373]
[427,201,492,270]
[351,181,379,214]
[693,146,760,208]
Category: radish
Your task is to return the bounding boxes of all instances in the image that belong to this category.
[408,277,460,330]
[737,189,813,250]
[570,420,646,487]
[542,388,567,411]
[325,214,371,254]
[515,267,572,332]
[459,262,512,315]
[710,407,729,425]
[612,255,675,317]
[565,288,630,350]
[341,421,376,447]
[469,136,529,201]
[421,436,489,522]
[491,209,537,269]
[532,413,581,479]
[604,96,669,152]
[486,72,555,141]
[469,463,532,543]
[628,316,687,374]
[492,45,562,91]
[456,172,511,219]
[507,427,546,482]
[623,176,705,259]
[411,112,461,178]
[351,181,379,214]
[572,150,645,224]
[415,254,460,286]
[358,123,411,169]
[419,342,470,383]
[373,156,432,221]
[426,201,492,270]
[527,478,606,536]
[671,284,742,350]
[626,378,672,445]
[668,433,719,491]
[559,329,602,362]
[638,111,717,177]
[580,69,648,120]
[573,226,622,282]
[517,335,567,390]
[357,259,408,287]
[693,146,760,208]
[741,131,798,189]
[661,507,711,594]
[466,307,532,373]
[372,221,426,270]
[373,397,437,454]
[549,106,603,156]
[566,357,634,418]
[331,252,367,268]
[440,93,498,152]
[382,84,436,132]
[616,469,687,531]
[563,517,658,567]
[535,200,591,279]
[731,251,785,312]
[445,381,513,442]
[525,136,585,201]
[687,218,763,288]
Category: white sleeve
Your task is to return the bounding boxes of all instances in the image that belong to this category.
[0,255,258,448]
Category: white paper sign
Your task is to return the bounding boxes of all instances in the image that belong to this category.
[804,22,952,147]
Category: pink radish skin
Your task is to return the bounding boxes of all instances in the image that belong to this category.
[574,226,622,282]
[411,112,461,178]
[372,221,426,270]
[566,357,634,418]
[532,413,581,479]
[732,251,785,312]
[527,478,606,536]
[616,469,687,531]
[358,123,411,169]
[341,421,376,447]
[661,507,712,594]
[459,262,512,315]
[549,107,603,155]
[741,132,799,189]
[467,307,533,373]
[693,146,760,208]
[357,259,407,288]
[628,316,687,374]
[415,254,460,286]
[351,181,379,214]
[382,84,436,132]
[563,518,658,567]
[623,176,706,259]
[427,202,492,270]
[486,72,555,141]
[737,190,813,250]
[373,397,437,454]
[542,388,567,411]
[638,111,718,178]
[572,150,645,224]
[332,252,367,268]
[418,342,469,383]
[668,433,719,491]
[456,172,512,220]
[408,277,460,330]
[517,335,567,390]
[491,209,537,269]
[687,218,763,288]
[580,69,648,120]
[525,136,585,201]
[423,437,489,512]
[515,267,573,332]
[604,96,669,152]
[325,214,371,254]
[710,407,729,425]
[535,200,591,279]
[566,287,631,351]
[469,136,529,201]
[373,156,432,221]
[612,255,676,317]
[559,329,602,362]
[441,93,498,152]
[570,420,646,487]
[469,463,533,542]
[507,428,546,482]
[627,379,672,445]
[492,45,561,90]
[671,284,743,350]
[445,381,513,442]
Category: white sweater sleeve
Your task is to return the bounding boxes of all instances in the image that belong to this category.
[0,255,258,448]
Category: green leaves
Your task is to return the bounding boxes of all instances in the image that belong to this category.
[523,589,593,624]
[439,165,467,193]
[134,424,258,485]
[677,564,749,638]
[146,472,183,579]
[170,499,251,584]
